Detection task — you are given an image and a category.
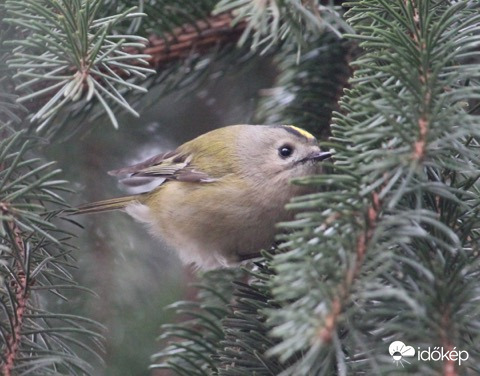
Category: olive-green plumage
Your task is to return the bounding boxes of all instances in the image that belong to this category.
[74,124,330,269]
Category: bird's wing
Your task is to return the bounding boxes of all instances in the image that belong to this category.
[108,150,216,187]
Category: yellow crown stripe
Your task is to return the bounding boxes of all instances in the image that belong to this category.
[287,125,316,141]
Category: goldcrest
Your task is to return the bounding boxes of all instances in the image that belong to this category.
[75,124,331,269]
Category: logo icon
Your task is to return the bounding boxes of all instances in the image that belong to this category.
[389,341,415,367]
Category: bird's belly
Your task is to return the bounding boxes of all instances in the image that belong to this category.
[132,182,294,269]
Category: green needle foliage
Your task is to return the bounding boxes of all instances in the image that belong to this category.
[0,129,104,375]
[216,258,292,376]
[0,86,21,125]
[214,0,351,53]
[268,1,480,375]
[152,258,296,376]
[4,0,154,134]
[150,269,242,375]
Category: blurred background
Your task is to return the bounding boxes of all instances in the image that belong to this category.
[45,57,276,375]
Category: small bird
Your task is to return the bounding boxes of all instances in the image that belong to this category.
[74,124,331,269]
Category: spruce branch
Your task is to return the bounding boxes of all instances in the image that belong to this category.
[4,0,155,132]
[265,1,480,374]
[152,258,297,376]
[216,257,294,376]
[0,208,28,376]
[213,0,351,53]
[0,128,104,375]
[150,269,242,375]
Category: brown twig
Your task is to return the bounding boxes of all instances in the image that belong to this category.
[317,192,380,343]
[142,13,247,70]
[406,0,431,162]
[441,307,457,376]
[0,203,29,376]
[407,4,458,375]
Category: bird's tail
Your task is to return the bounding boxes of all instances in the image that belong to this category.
[71,195,139,215]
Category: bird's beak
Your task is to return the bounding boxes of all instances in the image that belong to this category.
[308,151,332,162]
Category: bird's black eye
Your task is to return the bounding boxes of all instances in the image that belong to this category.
[278,144,294,158]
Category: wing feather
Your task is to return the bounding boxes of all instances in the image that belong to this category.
[108,150,177,176]
[108,150,216,187]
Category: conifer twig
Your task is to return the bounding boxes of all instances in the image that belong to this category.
[0,203,29,376]
[142,13,247,69]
